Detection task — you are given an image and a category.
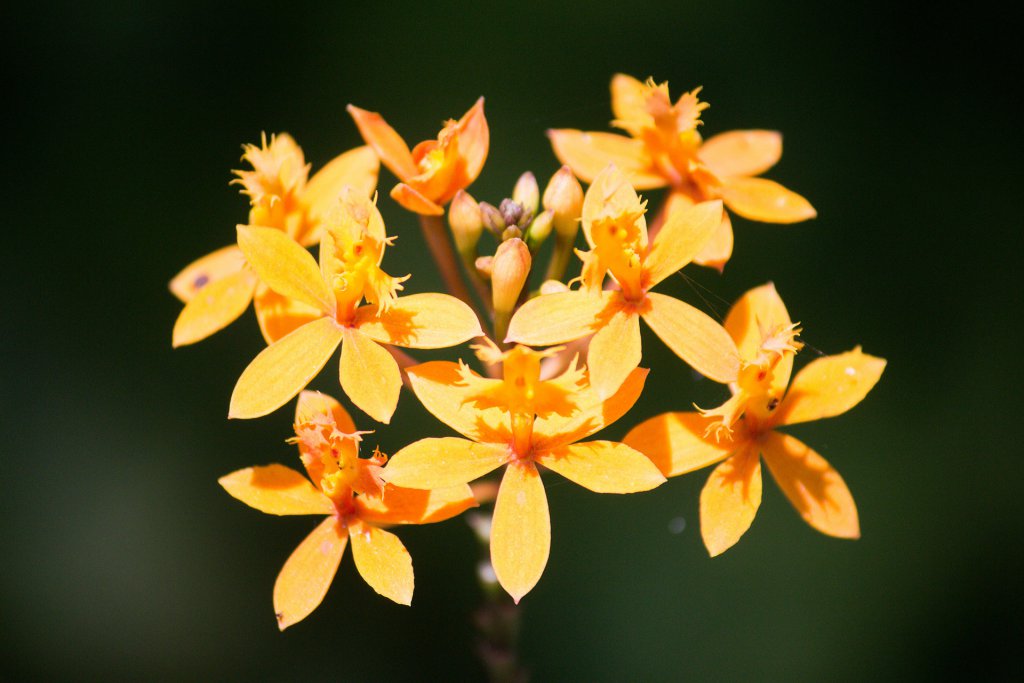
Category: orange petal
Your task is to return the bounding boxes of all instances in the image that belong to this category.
[453,97,489,186]
[491,461,549,603]
[229,317,343,419]
[383,437,510,489]
[346,105,418,181]
[777,347,886,426]
[534,367,648,449]
[610,73,649,127]
[587,304,641,400]
[236,225,333,312]
[762,432,859,538]
[404,362,510,442]
[339,328,402,424]
[299,146,381,244]
[581,164,649,247]
[252,283,322,345]
[355,293,483,349]
[644,200,724,287]
[548,129,665,189]
[356,483,477,525]
[295,390,356,433]
[390,182,445,215]
[724,282,794,391]
[692,207,734,270]
[273,516,347,630]
[536,440,665,493]
[642,292,740,383]
[623,412,733,477]
[505,290,614,346]
[720,177,816,223]
[169,245,247,303]
[347,518,414,605]
[172,269,257,347]
[219,464,333,515]
[698,130,782,178]
[700,446,762,557]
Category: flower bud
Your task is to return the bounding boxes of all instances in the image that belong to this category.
[479,201,505,235]
[539,278,569,295]
[512,171,540,215]
[542,166,584,240]
[475,255,494,280]
[525,209,554,251]
[448,190,483,257]
[501,225,523,241]
[491,238,531,316]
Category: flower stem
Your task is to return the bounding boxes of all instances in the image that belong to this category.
[418,214,490,328]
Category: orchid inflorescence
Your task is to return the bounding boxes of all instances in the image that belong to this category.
[172,74,885,629]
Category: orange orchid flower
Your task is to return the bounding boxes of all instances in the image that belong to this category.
[624,283,885,556]
[381,342,665,602]
[506,164,740,400]
[228,188,483,423]
[170,133,380,346]
[219,391,476,629]
[347,98,488,216]
[549,75,816,269]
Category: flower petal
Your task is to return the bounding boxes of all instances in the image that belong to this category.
[548,129,665,189]
[390,182,445,215]
[252,284,322,345]
[642,292,740,383]
[720,177,816,224]
[229,317,343,419]
[339,328,402,424]
[295,390,356,433]
[236,225,332,312]
[698,130,782,179]
[644,200,724,287]
[724,282,794,391]
[299,146,381,243]
[762,432,859,538]
[346,105,418,181]
[777,347,886,426]
[693,207,734,271]
[172,269,258,347]
[491,461,549,603]
[383,438,511,489]
[355,293,482,349]
[587,304,641,400]
[347,518,414,605]
[610,73,649,126]
[700,446,762,557]
[505,290,615,346]
[355,484,477,525]
[453,97,489,187]
[581,164,649,247]
[537,441,665,493]
[169,245,248,303]
[534,367,648,449]
[624,412,733,477]
[405,362,510,442]
[273,517,347,630]
[219,464,333,515]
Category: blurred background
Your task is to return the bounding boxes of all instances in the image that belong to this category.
[5,1,1019,680]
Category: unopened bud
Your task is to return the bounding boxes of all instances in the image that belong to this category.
[448,190,483,257]
[491,238,531,316]
[539,279,569,295]
[525,209,554,250]
[499,198,526,228]
[475,255,494,280]
[512,171,540,215]
[542,166,584,240]
[501,225,523,241]
[479,201,505,235]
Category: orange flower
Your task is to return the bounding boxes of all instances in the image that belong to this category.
[506,164,740,399]
[549,75,816,269]
[381,342,665,602]
[170,134,379,346]
[347,98,488,215]
[219,391,476,629]
[228,188,482,423]
[624,284,885,556]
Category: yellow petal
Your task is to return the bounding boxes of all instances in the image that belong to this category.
[355,293,482,349]
[534,367,648,449]
[644,200,724,287]
[548,129,665,189]
[587,303,641,400]
[698,130,782,178]
[218,464,333,515]
[236,225,333,312]
[347,518,414,605]
[230,317,343,419]
[252,284,322,345]
[169,245,247,303]
[700,446,762,557]
[642,292,740,383]
[356,484,477,525]
[390,182,445,215]
[491,461,549,603]
[273,517,347,630]
[338,328,402,423]
[453,96,489,188]
[346,105,419,181]
[505,290,615,346]
[581,164,649,247]
[300,146,381,243]
[383,438,511,489]
[692,207,734,271]
[610,73,649,127]
[761,431,859,539]
[295,390,356,433]
[623,412,733,477]
[724,282,794,391]
[777,347,886,426]
[405,362,510,442]
[172,269,257,347]
[720,177,816,224]
[537,441,665,493]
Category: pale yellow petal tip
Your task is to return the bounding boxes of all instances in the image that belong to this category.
[275,610,297,631]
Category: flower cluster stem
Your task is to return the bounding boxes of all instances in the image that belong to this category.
[418,214,491,331]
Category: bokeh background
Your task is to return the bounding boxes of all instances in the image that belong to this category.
[5,1,1020,680]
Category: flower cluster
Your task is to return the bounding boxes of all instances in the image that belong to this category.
[173,75,884,628]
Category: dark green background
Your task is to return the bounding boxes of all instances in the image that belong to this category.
[5,2,1019,680]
